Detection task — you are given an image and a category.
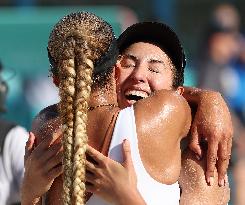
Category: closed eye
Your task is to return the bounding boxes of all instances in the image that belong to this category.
[120,58,136,69]
[148,67,160,73]
[119,54,137,69]
[123,64,136,69]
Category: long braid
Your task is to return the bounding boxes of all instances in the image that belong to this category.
[72,39,93,204]
[59,58,76,204]
[48,12,115,205]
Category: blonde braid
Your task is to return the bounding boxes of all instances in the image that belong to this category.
[72,54,94,204]
[59,58,76,204]
[48,12,115,205]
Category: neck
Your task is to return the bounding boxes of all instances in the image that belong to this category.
[88,78,118,108]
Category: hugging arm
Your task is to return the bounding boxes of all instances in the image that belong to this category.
[179,147,230,205]
[21,109,63,205]
[183,87,233,185]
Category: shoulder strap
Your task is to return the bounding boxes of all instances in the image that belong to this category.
[101,108,121,156]
[0,119,17,154]
[85,108,120,202]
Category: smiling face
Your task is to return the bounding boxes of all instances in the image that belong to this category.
[116,42,182,109]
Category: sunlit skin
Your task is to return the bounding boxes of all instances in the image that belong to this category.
[22,42,231,204]
[50,41,232,187]
[116,42,183,109]
[21,41,192,204]
[90,42,230,204]
[114,42,186,184]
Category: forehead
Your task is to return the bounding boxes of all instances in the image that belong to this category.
[121,42,170,61]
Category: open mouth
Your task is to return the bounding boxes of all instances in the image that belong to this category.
[125,90,148,103]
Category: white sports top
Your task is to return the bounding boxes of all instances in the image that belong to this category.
[87,106,180,205]
[0,126,28,205]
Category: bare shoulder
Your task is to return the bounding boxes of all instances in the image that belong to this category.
[31,104,60,144]
[179,148,230,205]
[134,90,191,184]
[135,89,191,138]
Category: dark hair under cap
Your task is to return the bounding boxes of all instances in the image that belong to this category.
[117,22,186,87]
[93,38,119,76]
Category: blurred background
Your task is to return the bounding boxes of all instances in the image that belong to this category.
[0,0,245,204]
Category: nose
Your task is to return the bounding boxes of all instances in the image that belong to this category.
[130,64,147,83]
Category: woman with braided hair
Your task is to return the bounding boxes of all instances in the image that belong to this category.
[21,11,193,205]
[21,11,231,205]
[24,12,125,205]
[46,12,120,205]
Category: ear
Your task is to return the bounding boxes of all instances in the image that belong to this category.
[176,86,184,95]
[52,76,60,87]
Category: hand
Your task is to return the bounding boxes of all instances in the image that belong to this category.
[86,140,145,205]
[188,92,233,186]
[21,131,63,205]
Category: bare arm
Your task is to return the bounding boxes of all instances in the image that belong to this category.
[179,148,230,205]
[21,133,42,205]
[21,132,63,205]
[134,89,191,183]
[182,86,233,185]
[21,105,62,205]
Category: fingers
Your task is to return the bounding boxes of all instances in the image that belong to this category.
[217,139,230,186]
[85,171,95,184]
[26,135,63,172]
[40,142,63,164]
[34,130,62,155]
[86,145,105,165]
[86,160,98,174]
[46,164,63,180]
[85,170,103,195]
[188,125,203,159]
[85,161,101,193]
[206,139,219,185]
[24,132,36,163]
[86,183,97,194]
[122,139,133,169]
[227,137,232,161]
[45,151,63,173]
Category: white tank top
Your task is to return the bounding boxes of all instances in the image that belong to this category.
[87,106,180,205]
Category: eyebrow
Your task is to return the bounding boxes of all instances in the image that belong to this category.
[149,59,164,64]
[122,54,138,61]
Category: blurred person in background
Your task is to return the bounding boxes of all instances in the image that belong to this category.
[197,3,240,96]
[23,75,59,121]
[0,60,28,205]
[196,3,245,205]
[223,33,245,205]
[197,12,240,91]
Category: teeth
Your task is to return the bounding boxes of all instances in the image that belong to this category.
[125,90,148,98]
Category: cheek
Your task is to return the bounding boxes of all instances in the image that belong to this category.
[150,73,173,91]
[115,67,131,89]
[115,68,126,99]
